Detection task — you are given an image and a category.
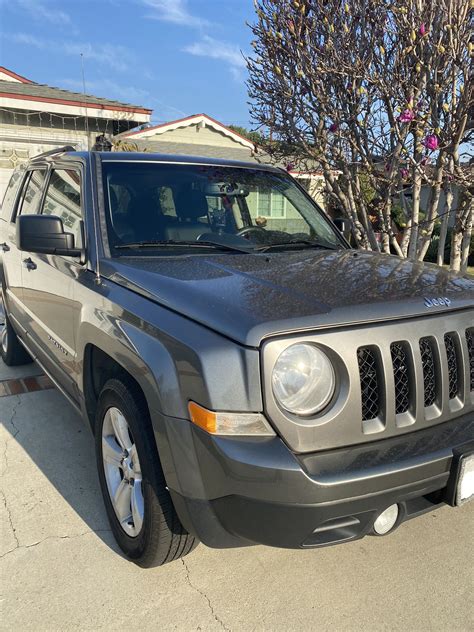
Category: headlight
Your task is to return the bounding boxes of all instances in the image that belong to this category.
[271,343,335,416]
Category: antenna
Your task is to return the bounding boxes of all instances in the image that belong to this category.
[80,53,101,284]
[80,53,91,151]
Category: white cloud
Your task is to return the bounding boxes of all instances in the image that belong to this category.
[10,33,132,72]
[16,0,71,24]
[143,0,209,28]
[183,36,246,78]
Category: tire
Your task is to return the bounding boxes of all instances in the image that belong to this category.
[0,292,33,366]
[95,377,197,567]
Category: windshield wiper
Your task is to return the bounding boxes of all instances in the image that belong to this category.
[256,239,341,252]
[114,239,253,254]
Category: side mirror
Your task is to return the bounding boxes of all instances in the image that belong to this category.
[17,215,81,257]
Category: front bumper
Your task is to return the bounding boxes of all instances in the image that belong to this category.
[156,412,474,549]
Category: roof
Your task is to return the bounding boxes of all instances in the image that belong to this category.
[0,67,34,83]
[119,113,256,149]
[116,139,261,163]
[31,150,282,172]
[0,67,151,115]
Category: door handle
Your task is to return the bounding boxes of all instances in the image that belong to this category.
[0,242,10,252]
[23,257,37,271]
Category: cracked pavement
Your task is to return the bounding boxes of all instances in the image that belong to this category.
[1,356,473,631]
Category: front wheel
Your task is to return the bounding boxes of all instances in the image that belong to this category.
[95,377,197,567]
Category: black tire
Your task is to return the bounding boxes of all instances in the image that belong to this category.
[95,377,197,567]
[0,295,33,366]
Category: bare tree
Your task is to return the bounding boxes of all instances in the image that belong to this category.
[247,0,473,269]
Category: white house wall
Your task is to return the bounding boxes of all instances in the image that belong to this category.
[0,123,92,200]
[137,125,252,149]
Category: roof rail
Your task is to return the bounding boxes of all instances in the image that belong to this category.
[33,146,77,159]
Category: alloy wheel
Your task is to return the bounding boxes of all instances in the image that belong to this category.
[101,406,144,537]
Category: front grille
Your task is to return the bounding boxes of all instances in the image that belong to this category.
[466,328,473,391]
[419,337,436,407]
[444,333,459,399]
[391,342,411,414]
[355,314,472,428]
[357,348,381,421]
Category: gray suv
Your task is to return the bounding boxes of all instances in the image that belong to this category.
[1,148,473,567]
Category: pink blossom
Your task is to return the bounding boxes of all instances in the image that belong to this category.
[398,109,415,123]
[329,122,339,132]
[286,163,295,172]
[419,23,427,36]
[423,134,439,151]
[400,168,409,178]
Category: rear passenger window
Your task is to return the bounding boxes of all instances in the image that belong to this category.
[42,170,83,248]
[1,170,24,222]
[17,169,47,216]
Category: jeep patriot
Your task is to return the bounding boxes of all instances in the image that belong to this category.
[0,148,473,567]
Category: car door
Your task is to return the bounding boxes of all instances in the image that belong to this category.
[2,168,47,331]
[20,166,84,399]
[1,170,25,321]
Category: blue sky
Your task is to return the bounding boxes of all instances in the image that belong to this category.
[1,0,256,126]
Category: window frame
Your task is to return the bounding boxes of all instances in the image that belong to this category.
[13,167,49,222]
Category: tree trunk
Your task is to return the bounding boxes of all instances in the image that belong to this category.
[437,159,454,267]
[408,145,423,260]
[450,192,472,273]
[460,199,473,273]
[417,159,445,261]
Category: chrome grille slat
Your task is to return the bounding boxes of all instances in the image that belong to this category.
[466,328,473,391]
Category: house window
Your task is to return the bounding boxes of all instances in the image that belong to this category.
[258,187,286,218]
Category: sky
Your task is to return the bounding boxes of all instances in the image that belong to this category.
[0,0,256,127]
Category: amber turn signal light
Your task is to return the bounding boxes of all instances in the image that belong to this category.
[188,401,275,436]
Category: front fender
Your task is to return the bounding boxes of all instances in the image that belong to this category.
[75,270,263,416]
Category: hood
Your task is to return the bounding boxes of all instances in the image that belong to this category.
[102,250,474,347]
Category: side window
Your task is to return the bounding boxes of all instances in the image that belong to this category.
[1,170,24,222]
[17,169,47,216]
[42,170,83,248]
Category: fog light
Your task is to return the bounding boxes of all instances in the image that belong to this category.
[373,504,399,535]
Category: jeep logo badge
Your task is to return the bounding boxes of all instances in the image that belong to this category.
[424,297,451,308]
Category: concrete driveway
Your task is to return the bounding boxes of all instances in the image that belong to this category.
[1,350,473,631]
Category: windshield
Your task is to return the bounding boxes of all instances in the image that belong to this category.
[101,162,344,255]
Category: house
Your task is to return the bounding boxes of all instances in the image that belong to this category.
[0,67,152,198]
[115,113,327,219]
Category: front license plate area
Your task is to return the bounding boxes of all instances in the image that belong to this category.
[455,453,474,506]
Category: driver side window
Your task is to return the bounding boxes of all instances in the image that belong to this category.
[42,169,83,249]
